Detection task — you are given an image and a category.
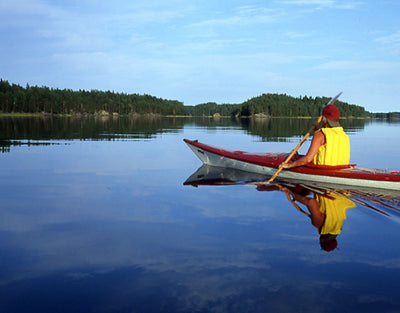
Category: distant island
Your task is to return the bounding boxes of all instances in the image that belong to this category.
[0,79,398,119]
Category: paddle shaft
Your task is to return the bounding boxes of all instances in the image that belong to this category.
[267,92,342,184]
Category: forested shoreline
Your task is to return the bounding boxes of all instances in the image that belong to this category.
[0,79,398,118]
[0,80,186,116]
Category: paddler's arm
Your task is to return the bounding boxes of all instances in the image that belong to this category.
[294,195,325,228]
[280,186,325,228]
[279,129,325,170]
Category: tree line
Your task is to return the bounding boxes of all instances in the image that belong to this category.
[0,80,186,116]
[374,112,400,119]
[187,94,372,118]
[1,79,392,118]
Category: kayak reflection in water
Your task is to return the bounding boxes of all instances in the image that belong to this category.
[259,184,356,251]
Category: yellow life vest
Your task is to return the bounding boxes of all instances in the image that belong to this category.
[313,127,350,166]
[316,192,356,235]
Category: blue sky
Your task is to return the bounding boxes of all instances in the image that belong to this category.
[1,0,400,112]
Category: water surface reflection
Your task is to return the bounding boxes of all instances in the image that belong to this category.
[1,117,400,312]
[185,164,400,251]
[0,116,371,151]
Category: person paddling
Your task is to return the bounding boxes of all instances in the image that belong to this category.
[279,104,350,169]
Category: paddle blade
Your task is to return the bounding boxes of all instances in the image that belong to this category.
[327,92,342,106]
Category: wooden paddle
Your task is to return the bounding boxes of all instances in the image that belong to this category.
[266,92,343,184]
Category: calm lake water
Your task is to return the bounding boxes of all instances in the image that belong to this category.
[1,116,400,313]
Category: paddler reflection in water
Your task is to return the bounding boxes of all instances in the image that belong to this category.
[276,185,356,251]
[275,103,355,251]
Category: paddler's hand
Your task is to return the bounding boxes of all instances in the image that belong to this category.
[276,184,289,192]
[279,162,291,170]
[312,121,320,131]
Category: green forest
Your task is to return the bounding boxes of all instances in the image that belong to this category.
[0,79,397,118]
[187,94,371,118]
[0,80,186,116]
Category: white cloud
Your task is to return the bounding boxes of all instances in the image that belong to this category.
[375,30,400,55]
[189,5,281,29]
[314,60,400,72]
[0,0,60,15]
[279,0,363,10]
[281,0,335,5]
[284,31,310,39]
[376,30,400,45]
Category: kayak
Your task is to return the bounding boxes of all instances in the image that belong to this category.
[184,139,400,191]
